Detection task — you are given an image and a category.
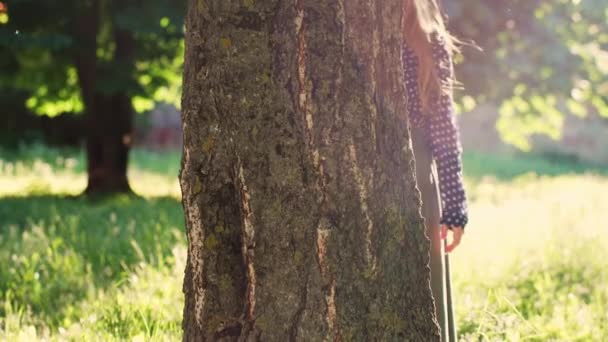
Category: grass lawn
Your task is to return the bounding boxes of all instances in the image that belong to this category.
[1,145,607,341]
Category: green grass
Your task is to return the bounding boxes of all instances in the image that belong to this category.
[1,145,607,341]
[463,150,608,181]
[0,146,184,341]
[456,151,608,341]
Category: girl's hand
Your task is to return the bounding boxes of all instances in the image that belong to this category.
[441,225,464,253]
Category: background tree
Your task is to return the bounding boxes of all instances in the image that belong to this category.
[2,0,605,191]
[0,0,185,193]
[446,0,608,149]
[180,0,439,340]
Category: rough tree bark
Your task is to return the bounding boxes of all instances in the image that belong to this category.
[180,0,440,340]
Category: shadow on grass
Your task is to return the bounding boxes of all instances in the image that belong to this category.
[0,145,181,176]
[463,151,608,182]
[0,194,184,325]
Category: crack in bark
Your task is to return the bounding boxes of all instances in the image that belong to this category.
[334,0,346,125]
[348,140,377,274]
[327,279,338,341]
[316,226,339,340]
[288,269,310,341]
[369,1,380,147]
[237,160,257,324]
[295,1,313,152]
[180,147,207,330]
[295,1,340,339]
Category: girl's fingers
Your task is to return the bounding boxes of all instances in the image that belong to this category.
[445,227,464,253]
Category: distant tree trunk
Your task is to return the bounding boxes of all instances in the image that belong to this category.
[74,0,134,194]
[180,0,440,340]
[84,91,133,194]
[84,27,135,194]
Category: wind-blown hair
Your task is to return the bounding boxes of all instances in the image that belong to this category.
[403,0,459,112]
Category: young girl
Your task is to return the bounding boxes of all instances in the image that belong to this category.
[403,0,468,340]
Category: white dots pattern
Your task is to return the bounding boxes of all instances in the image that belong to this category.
[403,35,469,228]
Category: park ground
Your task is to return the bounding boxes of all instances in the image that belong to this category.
[0,145,607,341]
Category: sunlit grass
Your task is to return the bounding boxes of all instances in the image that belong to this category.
[455,172,608,341]
[0,145,180,197]
[0,145,607,340]
[0,145,184,341]
[458,174,608,280]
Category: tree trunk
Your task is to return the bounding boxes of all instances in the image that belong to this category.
[84,91,133,194]
[180,0,440,340]
[74,1,134,194]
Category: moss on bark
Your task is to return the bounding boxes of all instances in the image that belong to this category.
[180,0,441,340]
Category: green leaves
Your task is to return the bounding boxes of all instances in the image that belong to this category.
[448,0,608,148]
[0,0,186,116]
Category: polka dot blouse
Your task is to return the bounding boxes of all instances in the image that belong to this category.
[403,36,469,228]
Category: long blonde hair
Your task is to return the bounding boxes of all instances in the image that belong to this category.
[403,0,457,112]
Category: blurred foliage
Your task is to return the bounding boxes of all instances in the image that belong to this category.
[447,0,608,150]
[0,0,184,116]
[462,150,608,181]
[1,0,606,150]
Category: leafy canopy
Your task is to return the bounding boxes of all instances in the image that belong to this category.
[1,0,606,150]
[0,0,185,117]
[448,0,607,149]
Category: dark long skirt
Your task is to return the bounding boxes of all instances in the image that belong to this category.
[411,126,457,342]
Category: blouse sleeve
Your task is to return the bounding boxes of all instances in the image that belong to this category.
[428,37,469,228]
